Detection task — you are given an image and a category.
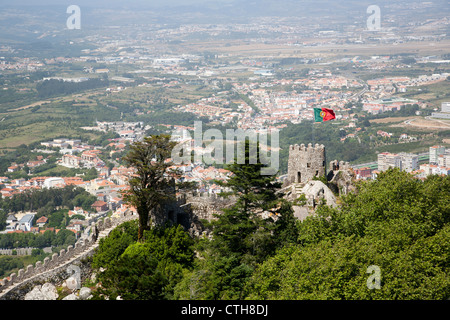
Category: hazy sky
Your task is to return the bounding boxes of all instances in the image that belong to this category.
[0,0,383,8]
[1,0,230,7]
[2,0,448,28]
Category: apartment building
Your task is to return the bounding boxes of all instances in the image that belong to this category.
[429,145,446,164]
[377,152,419,172]
[400,153,419,173]
[437,152,450,167]
[377,152,402,171]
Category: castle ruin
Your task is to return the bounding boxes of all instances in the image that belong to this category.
[283,143,356,220]
[285,143,326,186]
[327,159,355,195]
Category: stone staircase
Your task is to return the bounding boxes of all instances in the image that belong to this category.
[294,183,305,197]
[277,182,305,200]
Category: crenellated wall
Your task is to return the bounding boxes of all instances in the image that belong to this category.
[0,248,36,256]
[0,213,137,300]
[0,192,235,299]
[327,159,355,196]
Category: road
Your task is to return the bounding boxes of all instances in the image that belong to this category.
[403,117,450,129]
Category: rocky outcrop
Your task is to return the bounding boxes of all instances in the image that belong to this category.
[24,283,93,300]
[62,287,92,300]
[24,283,58,300]
[301,180,337,208]
[282,178,339,221]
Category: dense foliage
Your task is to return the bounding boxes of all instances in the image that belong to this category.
[0,256,24,278]
[90,159,449,300]
[0,185,96,220]
[246,169,450,299]
[91,220,194,300]
[35,78,108,98]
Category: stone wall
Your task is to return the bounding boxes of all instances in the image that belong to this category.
[286,143,326,186]
[149,194,189,227]
[327,160,356,196]
[0,212,137,300]
[186,193,235,221]
[181,192,236,238]
[0,248,35,256]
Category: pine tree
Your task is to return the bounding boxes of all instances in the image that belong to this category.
[178,139,298,299]
[211,139,293,263]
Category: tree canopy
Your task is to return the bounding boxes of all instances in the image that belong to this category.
[91,162,449,300]
[122,134,184,241]
[173,139,298,299]
[245,169,450,299]
[91,220,194,300]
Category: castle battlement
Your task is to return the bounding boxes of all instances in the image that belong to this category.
[290,143,325,152]
[329,160,351,171]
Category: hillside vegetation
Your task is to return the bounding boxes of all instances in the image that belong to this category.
[89,167,449,300]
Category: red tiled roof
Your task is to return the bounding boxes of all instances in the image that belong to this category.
[36,216,48,223]
[92,200,107,207]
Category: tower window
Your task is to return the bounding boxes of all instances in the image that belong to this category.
[168,210,175,222]
[307,163,311,168]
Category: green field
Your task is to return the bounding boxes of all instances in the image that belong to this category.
[398,80,450,108]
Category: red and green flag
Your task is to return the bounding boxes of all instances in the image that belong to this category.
[314,107,336,122]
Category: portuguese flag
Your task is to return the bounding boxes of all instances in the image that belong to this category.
[314,107,336,122]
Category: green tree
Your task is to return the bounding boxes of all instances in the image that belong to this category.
[47,210,68,228]
[212,139,293,263]
[141,224,194,267]
[97,245,167,300]
[92,220,139,270]
[31,248,44,256]
[0,256,24,278]
[92,221,194,300]
[122,135,190,241]
[175,140,297,300]
[246,169,450,299]
[83,167,98,181]
[0,209,7,231]
[55,229,76,247]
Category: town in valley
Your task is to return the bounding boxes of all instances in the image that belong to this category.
[0,0,449,302]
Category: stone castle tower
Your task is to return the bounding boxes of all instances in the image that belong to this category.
[286,143,326,185]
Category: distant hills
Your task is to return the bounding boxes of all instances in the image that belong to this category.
[1,0,448,25]
[0,0,448,49]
